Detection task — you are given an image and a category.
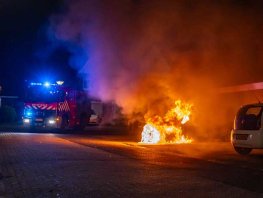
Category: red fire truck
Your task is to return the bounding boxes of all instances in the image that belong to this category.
[22,81,102,129]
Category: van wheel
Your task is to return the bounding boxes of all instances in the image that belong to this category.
[234,147,252,155]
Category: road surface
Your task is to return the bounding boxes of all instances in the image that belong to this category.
[0,131,263,197]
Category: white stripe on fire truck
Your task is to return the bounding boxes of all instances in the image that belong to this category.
[60,103,64,111]
[66,102,70,111]
[59,102,64,111]
[65,101,70,111]
[58,101,70,112]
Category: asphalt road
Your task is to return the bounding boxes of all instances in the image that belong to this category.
[0,130,263,197]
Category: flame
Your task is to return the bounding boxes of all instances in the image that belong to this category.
[140,100,193,144]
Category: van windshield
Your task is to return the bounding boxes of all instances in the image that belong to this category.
[235,106,263,130]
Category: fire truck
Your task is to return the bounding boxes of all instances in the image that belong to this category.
[22,81,102,129]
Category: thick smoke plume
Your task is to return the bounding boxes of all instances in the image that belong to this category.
[50,0,263,139]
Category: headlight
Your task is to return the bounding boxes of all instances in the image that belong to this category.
[23,118,30,123]
[48,119,56,124]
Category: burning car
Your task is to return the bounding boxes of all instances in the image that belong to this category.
[231,103,263,155]
[140,100,193,144]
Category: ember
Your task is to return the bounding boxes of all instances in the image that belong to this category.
[140,100,193,144]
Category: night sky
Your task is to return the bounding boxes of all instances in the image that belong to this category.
[0,0,79,96]
[1,0,263,99]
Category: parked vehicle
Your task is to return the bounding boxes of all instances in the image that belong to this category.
[22,81,102,129]
[231,103,263,155]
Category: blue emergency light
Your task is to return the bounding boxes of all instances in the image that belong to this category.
[30,82,42,86]
[30,81,64,87]
[25,109,33,117]
[44,82,51,87]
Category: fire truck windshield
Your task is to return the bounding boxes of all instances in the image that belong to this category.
[26,86,66,103]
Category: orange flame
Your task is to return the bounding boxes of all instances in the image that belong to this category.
[140,100,193,144]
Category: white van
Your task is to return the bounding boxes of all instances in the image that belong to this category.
[231,103,263,155]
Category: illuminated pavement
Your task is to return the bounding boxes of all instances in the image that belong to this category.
[0,132,263,197]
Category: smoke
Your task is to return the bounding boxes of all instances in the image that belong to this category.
[49,0,263,139]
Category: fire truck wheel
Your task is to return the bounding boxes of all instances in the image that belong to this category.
[60,115,69,130]
[79,113,87,130]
